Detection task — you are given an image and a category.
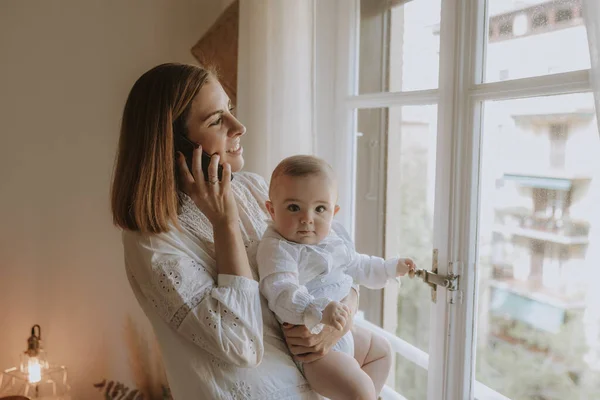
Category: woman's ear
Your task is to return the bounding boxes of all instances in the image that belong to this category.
[265,200,276,219]
[334,205,340,215]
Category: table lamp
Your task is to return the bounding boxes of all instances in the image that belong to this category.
[0,325,70,399]
[20,325,48,384]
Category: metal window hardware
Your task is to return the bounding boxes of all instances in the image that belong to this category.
[408,249,462,304]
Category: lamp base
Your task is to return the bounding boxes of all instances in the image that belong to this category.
[0,366,70,400]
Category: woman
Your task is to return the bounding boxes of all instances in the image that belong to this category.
[110,63,359,399]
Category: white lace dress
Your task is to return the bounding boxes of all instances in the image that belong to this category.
[122,172,320,400]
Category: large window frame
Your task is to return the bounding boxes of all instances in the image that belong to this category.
[315,0,593,399]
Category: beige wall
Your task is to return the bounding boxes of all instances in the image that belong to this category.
[0,1,229,398]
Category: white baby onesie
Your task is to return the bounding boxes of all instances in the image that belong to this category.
[257,220,400,358]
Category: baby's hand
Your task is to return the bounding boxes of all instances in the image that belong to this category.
[397,258,416,277]
[321,301,350,331]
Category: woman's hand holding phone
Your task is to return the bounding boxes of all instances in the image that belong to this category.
[176,145,239,226]
[174,133,230,182]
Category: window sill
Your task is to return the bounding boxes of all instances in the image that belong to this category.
[355,316,511,400]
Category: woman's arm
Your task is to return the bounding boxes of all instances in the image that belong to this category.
[123,153,263,366]
[178,148,253,279]
[213,221,253,278]
[124,231,264,367]
[281,287,359,363]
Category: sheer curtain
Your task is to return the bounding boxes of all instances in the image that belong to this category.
[236,0,315,180]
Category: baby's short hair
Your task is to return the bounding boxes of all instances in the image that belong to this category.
[269,155,335,198]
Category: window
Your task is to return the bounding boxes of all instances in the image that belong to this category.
[532,12,549,29]
[549,123,568,169]
[556,8,574,23]
[356,105,437,397]
[358,0,441,93]
[477,96,597,400]
[354,2,441,394]
[326,0,599,398]
[485,0,590,82]
[499,20,513,36]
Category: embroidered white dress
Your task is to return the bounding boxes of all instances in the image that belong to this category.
[257,222,399,336]
[123,172,320,400]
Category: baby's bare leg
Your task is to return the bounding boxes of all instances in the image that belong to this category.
[303,351,376,400]
[353,325,393,395]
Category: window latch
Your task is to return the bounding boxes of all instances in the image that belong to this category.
[408,249,462,304]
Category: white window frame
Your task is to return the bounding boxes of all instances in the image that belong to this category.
[314,0,592,399]
[446,2,591,399]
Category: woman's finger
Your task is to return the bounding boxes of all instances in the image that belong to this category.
[294,352,325,363]
[191,145,206,188]
[284,336,313,346]
[208,153,220,183]
[176,152,195,192]
[221,162,232,187]
[288,344,316,355]
[282,324,312,338]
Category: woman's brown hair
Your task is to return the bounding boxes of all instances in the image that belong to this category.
[111,63,213,233]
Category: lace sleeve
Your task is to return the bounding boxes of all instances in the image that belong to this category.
[124,231,264,367]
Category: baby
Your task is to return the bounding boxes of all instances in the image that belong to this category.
[257,155,416,400]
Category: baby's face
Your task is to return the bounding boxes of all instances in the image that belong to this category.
[267,174,338,245]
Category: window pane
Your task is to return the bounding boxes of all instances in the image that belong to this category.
[388,105,437,398]
[485,0,590,83]
[355,105,438,398]
[358,0,441,93]
[475,93,600,399]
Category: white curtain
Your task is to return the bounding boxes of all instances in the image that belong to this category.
[582,0,600,372]
[236,0,315,180]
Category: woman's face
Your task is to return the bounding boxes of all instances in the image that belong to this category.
[185,79,246,172]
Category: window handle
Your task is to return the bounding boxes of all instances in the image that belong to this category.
[408,249,462,303]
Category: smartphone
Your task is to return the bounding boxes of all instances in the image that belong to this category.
[173,133,231,182]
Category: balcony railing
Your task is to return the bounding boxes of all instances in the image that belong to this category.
[494,208,589,238]
[492,224,588,245]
